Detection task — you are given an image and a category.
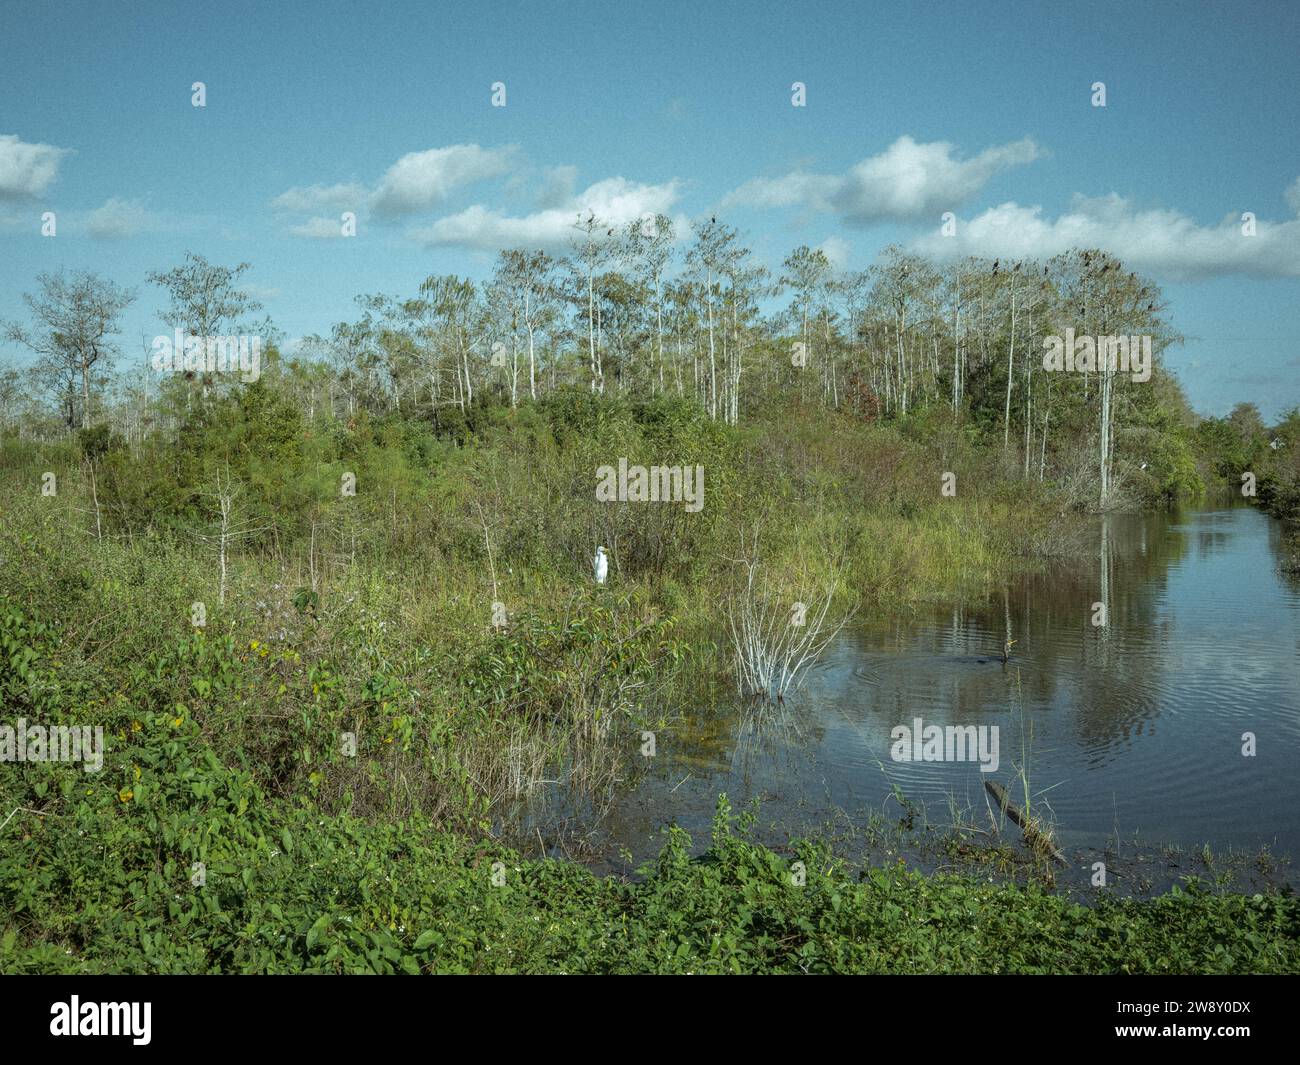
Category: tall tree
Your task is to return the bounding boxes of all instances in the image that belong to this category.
[687,219,741,419]
[5,269,135,429]
[624,214,675,395]
[780,246,830,404]
[147,252,266,400]
[495,249,556,403]
[568,212,612,394]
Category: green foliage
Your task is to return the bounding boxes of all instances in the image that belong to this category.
[4,759,1296,973]
[462,599,675,728]
[1194,404,1299,519]
[3,377,1295,974]
[0,596,57,710]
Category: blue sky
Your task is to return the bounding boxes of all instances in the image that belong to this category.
[2,0,1297,417]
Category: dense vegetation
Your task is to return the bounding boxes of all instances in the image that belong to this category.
[5,733,1297,975]
[2,236,1297,973]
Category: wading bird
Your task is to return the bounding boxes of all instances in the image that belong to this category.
[593,545,608,585]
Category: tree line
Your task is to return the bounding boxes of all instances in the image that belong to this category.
[0,212,1230,509]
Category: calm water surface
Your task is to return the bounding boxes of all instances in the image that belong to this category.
[574,505,1300,872]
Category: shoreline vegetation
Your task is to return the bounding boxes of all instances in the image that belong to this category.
[2,240,1298,973]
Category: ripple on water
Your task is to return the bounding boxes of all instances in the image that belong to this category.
[587,507,1300,861]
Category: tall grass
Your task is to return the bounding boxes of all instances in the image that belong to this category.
[0,399,1079,842]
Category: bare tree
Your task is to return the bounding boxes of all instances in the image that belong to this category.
[568,212,611,394]
[725,526,855,701]
[194,467,266,605]
[688,219,742,419]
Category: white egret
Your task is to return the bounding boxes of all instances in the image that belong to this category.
[593,545,608,585]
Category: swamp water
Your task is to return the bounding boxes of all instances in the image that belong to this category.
[541,505,1300,890]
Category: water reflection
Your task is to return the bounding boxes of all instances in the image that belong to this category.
[560,506,1300,872]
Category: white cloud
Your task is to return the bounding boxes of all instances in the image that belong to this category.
[86,197,151,239]
[369,144,517,217]
[271,182,367,212]
[273,145,519,237]
[0,134,72,199]
[726,169,838,212]
[816,235,851,269]
[1285,176,1300,216]
[911,190,1300,281]
[536,165,578,209]
[286,216,350,240]
[725,136,1044,224]
[410,176,681,252]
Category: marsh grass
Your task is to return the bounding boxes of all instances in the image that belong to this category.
[1,401,1083,851]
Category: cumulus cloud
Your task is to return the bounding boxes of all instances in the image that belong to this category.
[1285,176,1300,216]
[409,176,682,252]
[286,216,351,240]
[816,235,851,268]
[271,182,367,212]
[911,189,1300,281]
[86,197,151,239]
[274,145,519,236]
[0,133,72,199]
[725,136,1044,224]
[369,144,517,217]
[536,165,579,209]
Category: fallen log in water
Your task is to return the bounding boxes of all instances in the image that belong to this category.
[984,779,1066,864]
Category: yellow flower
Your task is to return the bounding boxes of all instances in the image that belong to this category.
[172,715,183,727]
[133,765,141,781]
[131,720,142,732]
[118,788,133,803]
